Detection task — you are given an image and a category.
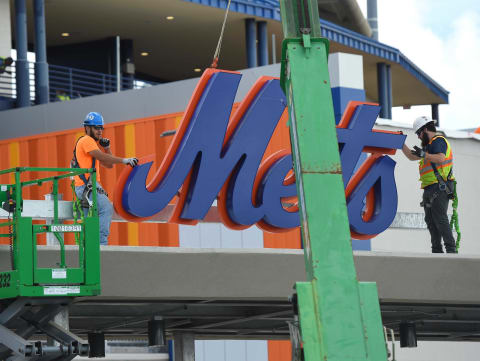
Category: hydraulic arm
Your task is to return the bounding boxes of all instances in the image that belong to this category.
[279,1,388,360]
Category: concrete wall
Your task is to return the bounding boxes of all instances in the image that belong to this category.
[179,222,267,360]
[195,340,267,361]
[0,64,283,140]
[392,341,480,361]
[179,223,264,249]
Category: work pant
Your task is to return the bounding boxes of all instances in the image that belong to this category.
[423,184,456,253]
[75,184,113,246]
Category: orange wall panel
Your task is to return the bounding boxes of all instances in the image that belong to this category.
[268,340,292,361]
[0,105,297,248]
[263,228,301,249]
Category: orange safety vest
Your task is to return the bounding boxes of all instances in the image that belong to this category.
[419,135,454,188]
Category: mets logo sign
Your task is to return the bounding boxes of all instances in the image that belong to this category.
[114,69,406,239]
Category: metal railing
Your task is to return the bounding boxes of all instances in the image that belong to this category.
[0,63,20,102]
[0,61,156,105]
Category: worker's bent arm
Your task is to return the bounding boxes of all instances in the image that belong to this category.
[425,152,446,164]
[89,149,124,167]
[102,147,114,168]
[402,144,421,161]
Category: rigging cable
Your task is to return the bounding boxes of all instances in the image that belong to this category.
[210,0,233,69]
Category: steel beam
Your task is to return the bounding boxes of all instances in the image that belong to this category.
[173,332,194,361]
[257,21,268,66]
[0,298,29,325]
[33,0,49,105]
[192,310,291,329]
[14,0,30,108]
[432,103,439,126]
[0,303,63,359]
[0,325,34,358]
[377,62,392,119]
[245,18,257,68]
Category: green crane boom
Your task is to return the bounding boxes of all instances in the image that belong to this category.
[279,1,388,360]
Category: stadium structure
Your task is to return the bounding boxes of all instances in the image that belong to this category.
[1,1,480,361]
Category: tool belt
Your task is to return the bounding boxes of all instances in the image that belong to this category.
[420,166,454,208]
[80,181,108,209]
[432,164,454,200]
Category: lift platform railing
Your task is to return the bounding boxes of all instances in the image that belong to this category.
[0,167,101,300]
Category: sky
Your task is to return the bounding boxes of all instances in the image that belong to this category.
[357,0,480,130]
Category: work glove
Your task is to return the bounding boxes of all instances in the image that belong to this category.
[122,157,138,167]
[411,146,425,158]
[99,138,110,148]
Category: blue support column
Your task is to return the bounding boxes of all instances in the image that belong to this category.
[34,0,49,104]
[257,21,268,66]
[431,103,439,126]
[367,0,378,40]
[377,62,391,119]
[245,18,257,68]
[386,63,392,119]
[15,0,30,107]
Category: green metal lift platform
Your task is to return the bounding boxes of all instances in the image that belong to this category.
[0,167,100,360]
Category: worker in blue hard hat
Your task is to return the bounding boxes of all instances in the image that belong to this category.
[71,111,138,245]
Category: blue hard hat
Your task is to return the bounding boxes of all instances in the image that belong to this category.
[83,112,104,127]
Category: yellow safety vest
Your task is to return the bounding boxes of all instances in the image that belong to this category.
[57,94,70,101]
[419,135,454,188]
[0,57,6,72]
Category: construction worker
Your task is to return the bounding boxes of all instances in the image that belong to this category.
[402,116,457,253]
[72,112,138,245]
[55,89,70,101]
[0,56,13,74]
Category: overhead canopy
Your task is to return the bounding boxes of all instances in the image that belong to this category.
[10,0,447,106]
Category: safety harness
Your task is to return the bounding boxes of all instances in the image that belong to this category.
[70,136,107,211]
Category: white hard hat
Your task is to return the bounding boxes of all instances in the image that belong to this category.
[413,116,434,134]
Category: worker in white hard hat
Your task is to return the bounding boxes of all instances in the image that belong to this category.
[402,116,457,253]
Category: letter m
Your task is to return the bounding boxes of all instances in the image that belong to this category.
[117,69,287,226]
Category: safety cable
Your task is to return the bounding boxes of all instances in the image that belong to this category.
[5,188,15,270]
[450,181,461,252]
[71,180,82,245]
[8,210,14,270]
[210,0,232,68]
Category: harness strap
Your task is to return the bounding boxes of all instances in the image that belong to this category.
[73,136,96,185]
[430,162,453,194]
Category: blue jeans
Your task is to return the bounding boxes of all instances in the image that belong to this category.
[75,184,113,245]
